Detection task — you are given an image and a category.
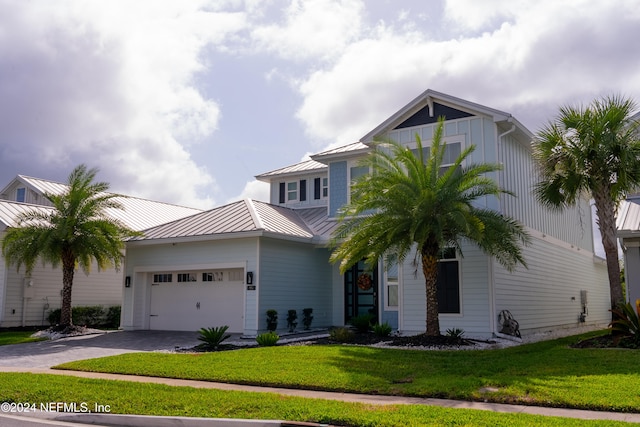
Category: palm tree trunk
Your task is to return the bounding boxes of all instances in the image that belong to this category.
[421,250,441,336]
[593,189,623,314]
[59,249,75,327]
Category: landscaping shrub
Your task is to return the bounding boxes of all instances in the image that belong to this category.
[266,309,278,331]
[610,302,640,347]
[446,328,465,338]
[329,327,354,343]
[286,309,297,332]
[198,325,231,349]
[349,314,374,333]
[104,306,121,329]
[372,322,392,337]
[302,308,313,330]
[256,331,279,346]
[47,305,122,328]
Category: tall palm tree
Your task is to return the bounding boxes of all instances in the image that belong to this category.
[330,120,530,336]
[2,165,141,329]
[533,95,640,313]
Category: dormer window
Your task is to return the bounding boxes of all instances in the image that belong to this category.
[278,180,307,204]
[313,177,328,200]
[16,187,26,203]
[287,182,298,201]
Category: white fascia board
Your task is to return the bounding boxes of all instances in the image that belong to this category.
[126,230,265,247]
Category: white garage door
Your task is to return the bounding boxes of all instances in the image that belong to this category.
[149,270,244,332]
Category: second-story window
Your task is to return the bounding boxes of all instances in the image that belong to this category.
[314,177,329,200]
[349,164,369,201]
[287,181,298,201]
[410,139,462,175]
[16,187,26,203]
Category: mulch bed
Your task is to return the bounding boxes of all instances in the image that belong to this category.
[570,334,640,349]
[189,332,487,352]
[309,332,478,348]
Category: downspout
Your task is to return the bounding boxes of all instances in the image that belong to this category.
[490,118,516,336]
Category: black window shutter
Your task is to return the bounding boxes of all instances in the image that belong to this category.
[314,178,321,199]
[279,182,285,203]
[299,179,307,201]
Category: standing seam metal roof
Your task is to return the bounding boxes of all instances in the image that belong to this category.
[4,175,203,231]
[133,199,334,242]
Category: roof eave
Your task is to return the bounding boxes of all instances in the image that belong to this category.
[360,89,519,143]
[126,230,265,246]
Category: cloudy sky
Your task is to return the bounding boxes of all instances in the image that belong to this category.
[1,0,639,209]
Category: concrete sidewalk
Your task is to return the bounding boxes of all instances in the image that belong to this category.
[2,367,640,424]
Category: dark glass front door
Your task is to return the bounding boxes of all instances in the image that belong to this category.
[344,260,378,323]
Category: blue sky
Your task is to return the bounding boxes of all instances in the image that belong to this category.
[1,0,639,210]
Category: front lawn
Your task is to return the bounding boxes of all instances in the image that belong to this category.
[56,331,640,412]
[0,330,45,346]
[0,372,629,426]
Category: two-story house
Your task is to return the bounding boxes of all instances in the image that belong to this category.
[120,89,610,338]
[0,175,202,327]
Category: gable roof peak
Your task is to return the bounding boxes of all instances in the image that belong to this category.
[360,89,530,143]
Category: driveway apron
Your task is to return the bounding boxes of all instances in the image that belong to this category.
[0,330,201,368]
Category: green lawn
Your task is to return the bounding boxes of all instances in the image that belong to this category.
[56,331,640,413]
[0,372,630,426]
[0,331,45,346]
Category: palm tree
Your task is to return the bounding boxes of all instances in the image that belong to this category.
[330,120,530,336]
[2,165,141,329]
[532,95,640,313]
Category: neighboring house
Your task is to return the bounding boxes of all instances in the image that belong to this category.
[122,89,610,338]
[617,199,640,307]
[0,175,202,327]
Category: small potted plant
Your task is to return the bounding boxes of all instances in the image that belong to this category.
[287,309,298,332]
[302,308,313,330]
[266,309,278,331]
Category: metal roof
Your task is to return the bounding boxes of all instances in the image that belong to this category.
[1,175,202,231]
[131,199,336,244]
[0,201,52,229]
[310,142,370,162]
[255,159,326,182]
[617,201,640,238]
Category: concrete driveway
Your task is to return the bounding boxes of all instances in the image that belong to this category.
[0,330,202,368]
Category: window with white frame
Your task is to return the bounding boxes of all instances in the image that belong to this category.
[384,259,399,310]
[16,187,26,203]
[153,273,172,283]
[313,177,329,200]
[177,273,196,283]
[409,137,463,175]
[348,163,369,201]
[287,181,298,201]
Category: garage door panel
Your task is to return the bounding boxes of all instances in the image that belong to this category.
[150,275,244,333]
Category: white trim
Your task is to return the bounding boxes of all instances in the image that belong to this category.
[488,255,496,335]
[347,161,369,205]
[254,238,260,331]
[134,262,246,274]
[245,198,264,230]
[383,259,399,312]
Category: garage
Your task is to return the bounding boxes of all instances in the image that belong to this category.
[149,268,244,332]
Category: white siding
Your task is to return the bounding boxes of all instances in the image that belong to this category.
[493,231,609,334]
[123,238,258,333]
[0,261,121,328]
[258,238,332,332]
[400,244,492,337]
[0,250,5,322]
[0,181,50,206]
[500,134,594,251]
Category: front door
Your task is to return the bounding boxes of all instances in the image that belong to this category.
[344,260,378,323]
